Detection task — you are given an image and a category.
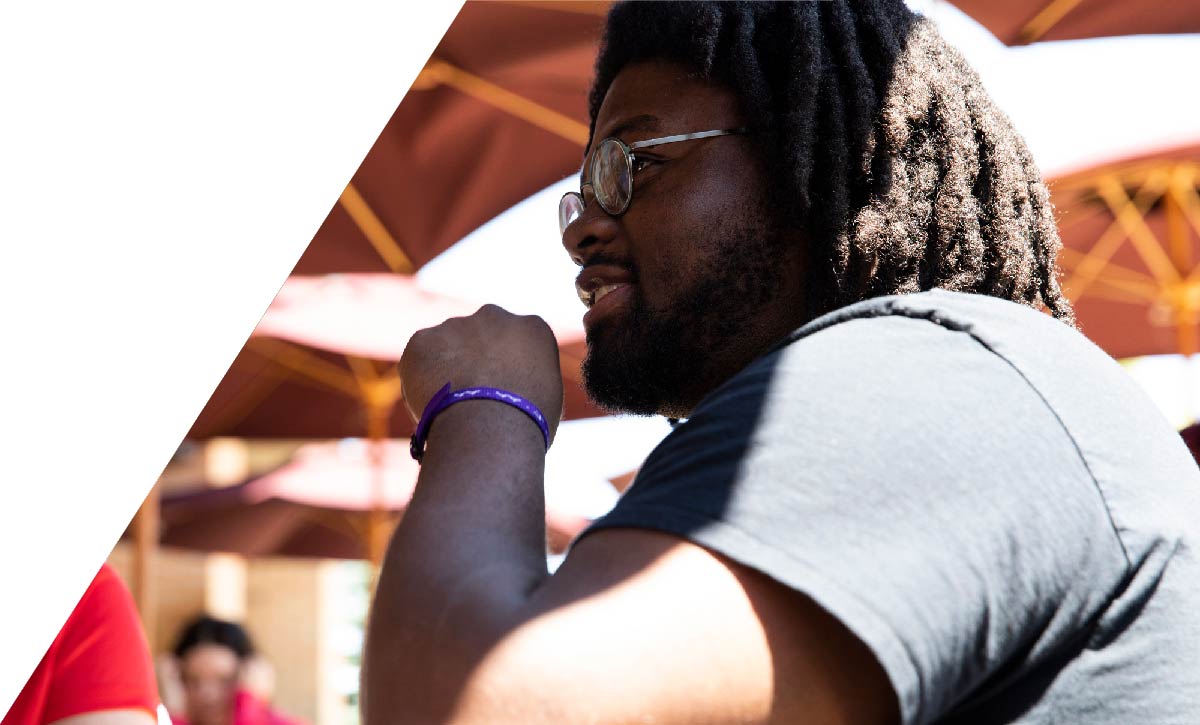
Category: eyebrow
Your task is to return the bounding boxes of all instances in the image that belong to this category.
[602,114,664,142]
[578,114,666,183]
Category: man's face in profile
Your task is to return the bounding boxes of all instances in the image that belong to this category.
[563,59,809,418]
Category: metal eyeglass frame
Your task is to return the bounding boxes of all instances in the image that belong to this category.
[559,127,747,236]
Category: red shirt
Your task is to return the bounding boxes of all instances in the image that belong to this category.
[170,691,304,725]
[3,563,159,724]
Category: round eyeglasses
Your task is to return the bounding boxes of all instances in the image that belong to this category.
[558,127,747,237]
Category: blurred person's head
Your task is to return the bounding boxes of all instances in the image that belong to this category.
[172,615,255,725]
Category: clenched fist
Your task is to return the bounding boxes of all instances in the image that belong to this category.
[399,304,565,441]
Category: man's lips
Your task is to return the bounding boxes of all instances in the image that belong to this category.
[576,263,636,329]
[575,264,635,309]
[583,282,633,328]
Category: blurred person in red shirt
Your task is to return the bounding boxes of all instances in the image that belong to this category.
[2,563,160,725]
[162,616,302,725]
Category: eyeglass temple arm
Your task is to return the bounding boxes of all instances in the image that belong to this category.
[629,127,747,150]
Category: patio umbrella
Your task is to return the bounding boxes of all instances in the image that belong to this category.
[294,1,608,275]
[946,0,1200,45]
[1049,139,1200,359]
[167,273,601,595]
[136,0,611,616]
[158,440,593,564]
[188,273,600,441]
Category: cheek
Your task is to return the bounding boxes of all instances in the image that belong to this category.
[624,157,773,302]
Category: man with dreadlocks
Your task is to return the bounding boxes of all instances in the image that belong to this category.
[364,2,1200,723]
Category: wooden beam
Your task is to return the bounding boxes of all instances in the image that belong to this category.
[339,182,415,274]
[132,481,161,651]
[247,338,362,398]
[1166,165,1193,275]
[423,61,590,146]
[494,0,609,16]
[1095,174,1181,286]
[1018,0,1086,44]
[193,360,289,437]
[1061,169,1169,299]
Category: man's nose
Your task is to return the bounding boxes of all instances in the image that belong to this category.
[561,191,621,266]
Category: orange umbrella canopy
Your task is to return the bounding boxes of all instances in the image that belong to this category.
[947,0,1200,45]
[193,2,612,439]
[1051,141,1200,359]
[188,274,601,440]
[292,1,608,275]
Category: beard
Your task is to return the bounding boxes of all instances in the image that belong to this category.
[581,221,790,418]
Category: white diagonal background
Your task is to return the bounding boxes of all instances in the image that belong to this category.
[0,1,462,712]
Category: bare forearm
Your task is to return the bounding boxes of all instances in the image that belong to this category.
[363,401,551,721]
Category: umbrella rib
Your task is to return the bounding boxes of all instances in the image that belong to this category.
[345,354,384,386]
[423,60,590,146]
[492,0,609,16]
[1018,0,1086,43]
[1174,167,1200,282]
[1063,216,1149,301]
[1060,169,1170,298]
[1060,247,1159,292]
[1089,274,1160,303]
[1053,203,1107,233]
[196,362,290,436]
[339,182,415,274]
[248,338,362,398]
[345,355,404,428]
[1095,174,1182,286]
[1075,283,1153,307]
[1165,165,1194,274]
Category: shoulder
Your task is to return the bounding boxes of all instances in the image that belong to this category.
[583,291,1171,723]
[635,291,1098,492]
[694,289,1180,475]
[60,564,141,641]
[44,564,159,723]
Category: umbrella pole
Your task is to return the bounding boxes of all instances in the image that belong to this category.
[132,480,160,651]
[366,506,389,571]
[362,390,397,583]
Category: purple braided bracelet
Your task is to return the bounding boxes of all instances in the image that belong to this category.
[410,382,551,462]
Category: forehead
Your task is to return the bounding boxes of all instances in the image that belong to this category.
[182,643,240,675]
[591,58,743,147]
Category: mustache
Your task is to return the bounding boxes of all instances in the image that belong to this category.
[577,252,639,281]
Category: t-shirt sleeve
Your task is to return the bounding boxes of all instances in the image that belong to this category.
[581,315,1129,725]
[43,563,161,722]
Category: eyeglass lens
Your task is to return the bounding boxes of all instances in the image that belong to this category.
[558,137,636,237]
[558,192,584,237]
[592,138,632,214]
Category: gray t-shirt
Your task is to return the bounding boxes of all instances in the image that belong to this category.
[582,289,1200,724]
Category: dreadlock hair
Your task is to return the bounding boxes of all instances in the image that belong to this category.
[588,0,1075,325]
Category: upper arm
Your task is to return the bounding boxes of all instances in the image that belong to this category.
[47,709,159,725]
[449,528,899,724]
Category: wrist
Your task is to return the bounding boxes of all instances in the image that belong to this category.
[410,383,554,462]
[423,399,548,460]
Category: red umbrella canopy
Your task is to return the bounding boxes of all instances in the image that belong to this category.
[947,0,1200,45]
[159,440,591,559]
[1050,140,1200,359]
[293,1,608,275]
[188,274,601,440]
